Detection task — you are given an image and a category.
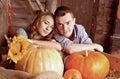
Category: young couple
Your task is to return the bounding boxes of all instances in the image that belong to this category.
[16,6,103,54]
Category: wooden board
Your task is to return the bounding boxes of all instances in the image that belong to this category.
[110,35,120,53]
[0,0,8,46]
[103,52,120,72]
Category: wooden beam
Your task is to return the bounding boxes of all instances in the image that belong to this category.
[35,0,44,12]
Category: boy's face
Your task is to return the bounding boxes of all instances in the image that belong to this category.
[55,13,75,38]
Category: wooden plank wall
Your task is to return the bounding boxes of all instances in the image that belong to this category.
[0,0,8,46]
[110,0,120,53]
[10,0,58,35]
[94,0,118,53]
[10,0,36,34]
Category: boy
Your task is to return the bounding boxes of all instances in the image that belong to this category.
[54,6,103,54]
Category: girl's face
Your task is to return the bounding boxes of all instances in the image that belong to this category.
[36,15,54,37]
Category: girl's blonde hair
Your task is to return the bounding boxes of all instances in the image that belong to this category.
[26,11,55,40]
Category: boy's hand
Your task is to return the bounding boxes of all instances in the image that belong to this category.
[93,43,104,52]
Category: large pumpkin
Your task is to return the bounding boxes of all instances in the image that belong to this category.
[65,50,110,79]
[15,45,64,76]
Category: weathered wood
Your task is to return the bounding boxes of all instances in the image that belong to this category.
[110,34,120,53]
[45,0,58,13]
[114,20,120,34]
[94,0,117,53]
[103,53,120,72]
[10,0,58,35]
[11,0,36,34]
[28,0,45,12]
[117,0,120,20]
[0,0,8,46]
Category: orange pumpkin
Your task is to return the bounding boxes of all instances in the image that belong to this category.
[65,50,110,79]
[15,45,64,76]
[64,69,82,79]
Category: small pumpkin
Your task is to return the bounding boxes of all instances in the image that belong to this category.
[64,69,82,79]
[65,50,110,79]
[15,45,64,76]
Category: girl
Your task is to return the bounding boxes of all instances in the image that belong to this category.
[16,11,61,51]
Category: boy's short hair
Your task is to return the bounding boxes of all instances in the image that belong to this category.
[54,6,74,18]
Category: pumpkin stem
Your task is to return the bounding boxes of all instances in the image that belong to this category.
[85,50,88,57]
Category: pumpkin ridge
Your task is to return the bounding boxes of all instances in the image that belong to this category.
[51,49,63,72]
[31,49,38,73]
[82,56,86,78]
[15,45,64,76]
[49,49,57,70]
[25,45,38,73]
[42,48,56,71]
[41,48,45,72]
[45,49,52,70]
[83,53,94,79]
[24,45,35,70]
[15,48,31,71]
[33,48,40,73]
[23,52,31,71]
[40,48,44,72]
[31,47,42,74]
[25,50,33,73]
[77,53,85,74]
[56,50,64,75]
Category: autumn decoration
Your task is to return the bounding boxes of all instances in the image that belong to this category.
[6,34,30,63]
[65,50,110,79]
[15,45,64,76]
